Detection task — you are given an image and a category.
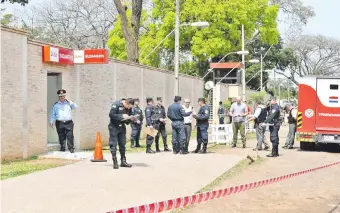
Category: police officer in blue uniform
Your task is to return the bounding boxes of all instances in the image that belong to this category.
[154,97,172,152]
[50,89,78,153]
[193,98,210,154]
[218,101,225,124]
[263,96,281,157]
[130,98,143,148]
[109,98,135,169]
[145,97,156,153]
[167,96,193,154]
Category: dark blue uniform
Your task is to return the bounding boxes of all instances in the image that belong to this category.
[264,103,281,157]
[218,106,225,124]
[154,104,171,151]
[167,103,192,154]
[130,105,143,147]
[145,104,156,153]
[194,104,210,153]
[108,100,134,169]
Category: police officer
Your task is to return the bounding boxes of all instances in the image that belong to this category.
[130,98,143,148]
[154,97,171,152]
[218,101,225,125]
[192,98,210,154]
[167,96,192,154]
[49,89,78,153]
[248,100,270,151]
[283,103,297,149]
[108,98,135,169]
[145,97,156,153]
[263,96,281,157]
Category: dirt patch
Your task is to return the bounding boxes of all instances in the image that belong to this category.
[182,126,340,213]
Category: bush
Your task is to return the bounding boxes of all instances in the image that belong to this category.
[249,91,267,104]
[223,100,232,109]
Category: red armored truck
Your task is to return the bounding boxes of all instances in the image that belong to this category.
[296,76,340,150]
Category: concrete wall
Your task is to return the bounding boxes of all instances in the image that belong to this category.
[0,26,204,160]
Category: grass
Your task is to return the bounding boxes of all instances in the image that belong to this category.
[1,156,78,180]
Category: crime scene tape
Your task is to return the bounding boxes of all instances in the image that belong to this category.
[107,161,340,213]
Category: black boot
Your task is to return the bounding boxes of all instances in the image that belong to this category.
[180,144,189,154]
[266,146,279,157]
[146,145,156,154]
[135,140,141,147]
[200,143,207,154]
[164,144,172,152]
[155,141,161,152]
[130,140,135,148]
[120,153,132,168]
[193,142,201,153]
[173,143,179,154]
[111,151,119,169]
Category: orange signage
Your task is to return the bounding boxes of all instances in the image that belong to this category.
[74,49,108,64]
[42,45,109,65]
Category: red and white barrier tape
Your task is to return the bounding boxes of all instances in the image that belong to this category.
[107,161,340,213]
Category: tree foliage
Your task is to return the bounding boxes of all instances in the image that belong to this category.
[1,0,28,6]
[274,35,340,85]
[108,0,280,70]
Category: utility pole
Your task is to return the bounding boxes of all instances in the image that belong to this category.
[241,25,246,101]
[174,0,180,96]
[260,53,263,91]
[287,79,290,102]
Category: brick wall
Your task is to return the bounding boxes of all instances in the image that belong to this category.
[1,26,205,160]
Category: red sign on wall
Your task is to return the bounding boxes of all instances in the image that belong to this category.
[42,45,108,65]
[59,48,74,65]
[74,49,108,64]
[42,46,74,65]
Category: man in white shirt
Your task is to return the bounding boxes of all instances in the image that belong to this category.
[283,104,298,149]
[182,99,194,152]
[248,100,270,151]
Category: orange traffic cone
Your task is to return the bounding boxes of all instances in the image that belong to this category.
[91,132,107,162]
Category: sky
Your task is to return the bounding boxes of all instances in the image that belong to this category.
[2,0,339,83]
[2,0,340,40]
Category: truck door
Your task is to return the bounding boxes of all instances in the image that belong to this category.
[315,78,340,132]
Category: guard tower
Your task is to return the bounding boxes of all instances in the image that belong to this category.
[210,62,243,84]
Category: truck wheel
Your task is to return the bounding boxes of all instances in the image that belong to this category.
[300,142,315,151]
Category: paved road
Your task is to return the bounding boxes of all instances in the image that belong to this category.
[1,142,244,213]
[183,126,340,213]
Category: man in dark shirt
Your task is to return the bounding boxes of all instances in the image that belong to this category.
[263,96,281,157]
[130,98,143,148]
[154,97,171,152]
[145,97,156,153]
[108,98,136,169]
[193,98,210,154]
[167,96,192,154]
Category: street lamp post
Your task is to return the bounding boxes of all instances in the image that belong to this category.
[241,25,246,101]
[174,0,180,96]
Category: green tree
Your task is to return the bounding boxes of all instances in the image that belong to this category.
[0,8,16,25]
[1,0,28,6]
[108,0,280,72]
[245,36,285,90]
[249,91,267,104]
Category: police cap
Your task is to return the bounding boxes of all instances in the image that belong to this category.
[219,101,223,104]
[146,97,153,102]
[174,96,181,102]
[127,98,135,105]
[157,97,162,101]
[198,98,205,102]
[57,89,66,96]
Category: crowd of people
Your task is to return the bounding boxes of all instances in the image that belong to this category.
[217,96,298,158]
[49,89,297,170]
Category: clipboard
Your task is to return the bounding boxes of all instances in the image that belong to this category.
[145,126,158,137]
